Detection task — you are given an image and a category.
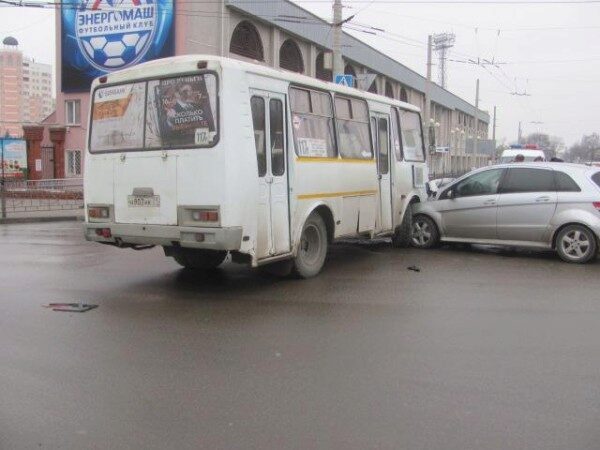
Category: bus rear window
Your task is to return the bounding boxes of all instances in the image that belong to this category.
[90,73,218,152]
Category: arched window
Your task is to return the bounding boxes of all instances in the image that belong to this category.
[230,21,264,61]
[315,51,332,82]
[344,64,357,87]
[385,81,394,99]
[368,78,378,94]
[400,87,408,102]
[279,39,304,73]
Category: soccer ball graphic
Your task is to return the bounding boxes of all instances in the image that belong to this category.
[62,0,172,86]
[81,32,151,69]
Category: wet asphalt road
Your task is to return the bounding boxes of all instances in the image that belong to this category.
[1,221,599,450]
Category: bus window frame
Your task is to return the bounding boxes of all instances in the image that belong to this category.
[88,70,220,154]
[396,108,426,163]
[333,94,374,161]
[289,84,338,159]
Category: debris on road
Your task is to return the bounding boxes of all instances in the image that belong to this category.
[407,266,421,272]
[43,302,98,313]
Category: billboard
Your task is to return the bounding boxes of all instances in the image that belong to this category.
[1,138,28,179]
[61,0,175,92]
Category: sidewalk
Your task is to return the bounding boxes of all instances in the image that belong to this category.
[0,209,84,224]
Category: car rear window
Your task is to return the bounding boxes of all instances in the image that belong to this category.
[500,168,555,193]
[554,171,581,192]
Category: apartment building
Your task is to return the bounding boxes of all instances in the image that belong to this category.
[0,36,54,137]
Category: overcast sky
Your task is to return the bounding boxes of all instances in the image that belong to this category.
[1,1,599,146]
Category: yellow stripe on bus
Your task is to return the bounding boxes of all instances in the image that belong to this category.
[297,190,377,200]
[295,157,375,164]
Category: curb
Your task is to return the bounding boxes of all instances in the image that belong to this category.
[0,216,84,225]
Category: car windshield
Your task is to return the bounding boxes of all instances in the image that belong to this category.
[90,73,218,152]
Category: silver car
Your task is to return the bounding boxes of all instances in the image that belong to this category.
[412,163,600,263]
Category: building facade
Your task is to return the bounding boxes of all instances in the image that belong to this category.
[21,57,54,125]
[0,37,54,138]
[0,37,23,137]
[31,0,490,180]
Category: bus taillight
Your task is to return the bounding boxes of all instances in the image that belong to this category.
[192,209,219,222]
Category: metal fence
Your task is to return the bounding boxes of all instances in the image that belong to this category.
[1,178,83,215]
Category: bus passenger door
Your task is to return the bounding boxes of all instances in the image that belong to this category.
[372,114,393,232]
[267,94,291,256]
[250,91,290,259]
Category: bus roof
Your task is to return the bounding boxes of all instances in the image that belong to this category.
[91,54,422,113]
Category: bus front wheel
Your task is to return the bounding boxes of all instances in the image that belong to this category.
[392,205,413,248]
[171,248,227,270]
[293,212,328,278]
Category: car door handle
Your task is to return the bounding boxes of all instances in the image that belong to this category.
[265,175,273,184]
[535,196,551,202]
[483,199,496,205]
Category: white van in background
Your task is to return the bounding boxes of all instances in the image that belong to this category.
[500,148,546,163]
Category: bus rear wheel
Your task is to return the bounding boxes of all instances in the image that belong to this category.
[293,212,328,278]
[172,248,228,270]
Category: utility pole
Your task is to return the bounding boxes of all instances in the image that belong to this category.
[424,35,433,151]
[492,106,497,142]
[332,0,344,81]
[473,78,479,155]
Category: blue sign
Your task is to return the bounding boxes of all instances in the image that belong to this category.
[335,74,354,87]
[61,0,175,92]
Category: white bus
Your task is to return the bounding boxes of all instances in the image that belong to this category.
[84,55,428,277]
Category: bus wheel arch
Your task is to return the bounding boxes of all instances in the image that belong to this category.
[292,204,333,278]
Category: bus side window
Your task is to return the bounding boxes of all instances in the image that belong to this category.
[269,98,285,176]
[334,96,372,160]
[251,96,267,177]
[370,117,377,156]
[290,87,336,158]
[392,108,403,161]
[378,118,389,175]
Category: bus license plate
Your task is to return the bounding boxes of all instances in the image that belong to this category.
[127,195,160,208]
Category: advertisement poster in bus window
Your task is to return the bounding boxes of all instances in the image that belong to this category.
[90,83,146,151]
[154,75,216,147]
[61,0,175,92]
[1,139,27,179]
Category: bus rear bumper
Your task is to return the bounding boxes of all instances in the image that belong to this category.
[84,222,243,251]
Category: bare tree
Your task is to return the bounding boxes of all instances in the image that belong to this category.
[522,133,564,159]
[565,133,600,162]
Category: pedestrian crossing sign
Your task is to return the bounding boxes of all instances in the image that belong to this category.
[335,74,354,87]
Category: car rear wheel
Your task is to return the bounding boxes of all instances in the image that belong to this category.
[411,215,440,249]
[172,249,228,269]
[556,225,597,264]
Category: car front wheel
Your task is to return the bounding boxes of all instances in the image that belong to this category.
[411,215,440,249]
[556,225,597,264]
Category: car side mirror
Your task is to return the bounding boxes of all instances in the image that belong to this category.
[446,189,454,199]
